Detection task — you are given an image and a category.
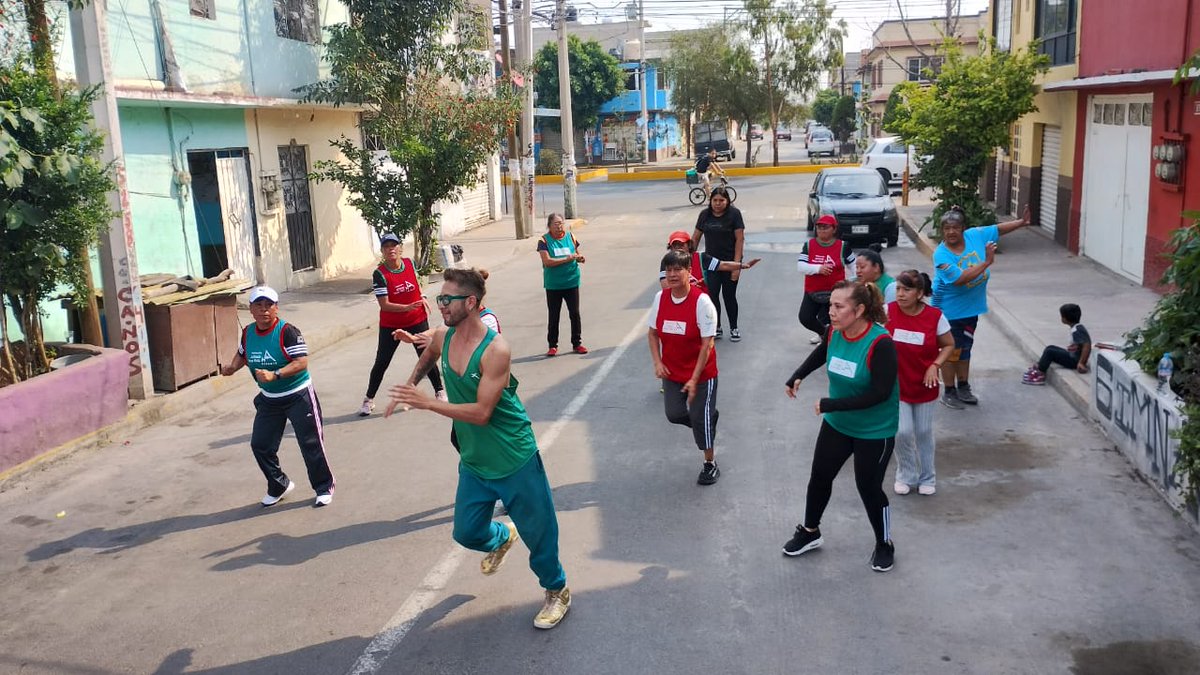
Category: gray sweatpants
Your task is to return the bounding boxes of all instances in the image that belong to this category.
[662,377,718,452]
[894,400,936,487]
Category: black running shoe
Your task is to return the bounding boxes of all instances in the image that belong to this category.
[870,541,895,572]
[782,526,823,556]
[697,461,720,485]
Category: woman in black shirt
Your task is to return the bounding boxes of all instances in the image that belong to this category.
[689,187,746,341]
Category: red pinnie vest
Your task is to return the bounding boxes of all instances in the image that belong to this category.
[804,239,848,294]
[377,260,427,330]
[689,252,709,293]
[885,301,944,404]
[654,286,718,384]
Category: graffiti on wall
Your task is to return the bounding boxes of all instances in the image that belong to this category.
[1093,351,1196,520]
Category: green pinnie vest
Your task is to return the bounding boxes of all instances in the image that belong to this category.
[243,320,310,396]
[825,322,899,439]
[542,232,580,290]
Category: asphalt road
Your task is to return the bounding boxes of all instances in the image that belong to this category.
[3,177,1200,675]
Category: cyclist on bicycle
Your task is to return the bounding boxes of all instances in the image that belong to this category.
[695,147,726,200]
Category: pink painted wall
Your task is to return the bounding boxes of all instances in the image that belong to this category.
[1079,0,1200,77]
[0,346,129,473]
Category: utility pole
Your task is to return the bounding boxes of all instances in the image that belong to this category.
[556,0,578,218]
[70,0,154,399]
[518,0,537,229]
[638,0,649,164]
[498,0,526,239]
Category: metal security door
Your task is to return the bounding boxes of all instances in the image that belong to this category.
[1039,125,1061,235]
[215,150,257,282]
[278,144,318,271]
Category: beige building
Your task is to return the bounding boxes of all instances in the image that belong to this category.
[859,12,985,136]
[983,0,1080,247]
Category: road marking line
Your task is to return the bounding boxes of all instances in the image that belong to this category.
[347,311,650,675]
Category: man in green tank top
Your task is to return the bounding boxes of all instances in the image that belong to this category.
[386,268,571,630]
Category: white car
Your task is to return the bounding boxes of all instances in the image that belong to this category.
[860,136,924,185]
[807,128,837,157]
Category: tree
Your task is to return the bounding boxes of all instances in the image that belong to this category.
[880,88,904,134]
[533,35,623,134]
[811,88,840,127]
[664,26,728,157]
[1,54,115,383]
[302,0,516,272]
[742,0,845,166]
[889,38,1048,231]
[829,93,856,143]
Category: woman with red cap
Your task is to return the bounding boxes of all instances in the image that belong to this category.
[659,230,761,291]
[797,214,856,344]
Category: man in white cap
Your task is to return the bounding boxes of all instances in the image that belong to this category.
[221,286,335,507]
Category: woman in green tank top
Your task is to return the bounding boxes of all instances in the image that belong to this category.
[537,213,588,356]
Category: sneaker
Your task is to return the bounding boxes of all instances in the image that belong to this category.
[357,398,375,417]
[573,345,589,354]
[261,480,295,507]
[809,335,822,345]
[533,587,572,629]
[546,347,558,357]
[1022,370,1046,386]
[729,329,742,342]
[715,327,723,340]
[782,526,823,557]
[480,522,519,575]
[893,481,911,495]
[435,390,449,402]
[314,492,333,507]
[697,461,720,485]
[918,484,936,495]
[956,382,979,405]
[870,540,895,572]
[941,388,965,410]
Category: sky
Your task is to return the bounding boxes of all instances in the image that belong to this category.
[526,0,991,52]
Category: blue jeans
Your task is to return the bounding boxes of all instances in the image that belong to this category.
[453,453,566,590]
[894,400,936,488]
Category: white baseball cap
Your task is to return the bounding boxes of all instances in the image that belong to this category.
[248,286,279,304]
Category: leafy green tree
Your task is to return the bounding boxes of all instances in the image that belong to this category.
[889,38,1048,232]
[829,94,856,142]
[665,27,726,157]
[302,0,516,272]
[880,88,904,134]
[811,88,840,127]
[533,35,623,134]
[742,0,845,165]
[1,54,115,381]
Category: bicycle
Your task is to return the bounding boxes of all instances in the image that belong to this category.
[688,174,737,206]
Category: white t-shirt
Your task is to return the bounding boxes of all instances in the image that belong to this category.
[648,290,718,337]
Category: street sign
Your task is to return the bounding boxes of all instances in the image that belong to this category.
[534,107,561,117]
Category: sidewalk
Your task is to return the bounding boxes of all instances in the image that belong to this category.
[3,216,540,482]
[898,204,1162,417]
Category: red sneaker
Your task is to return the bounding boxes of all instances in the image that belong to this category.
[546,347,558,357]
[573,345,589,354]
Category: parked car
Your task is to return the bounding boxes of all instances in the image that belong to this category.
[694,121,735,162]
[749,124,764,140]
[776,126,793,141]
[805,124,828,146]
[806,167,900,248]
[807,128,837,157]
[860,136,924,185]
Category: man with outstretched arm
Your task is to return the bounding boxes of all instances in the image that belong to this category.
[386,268,571,630]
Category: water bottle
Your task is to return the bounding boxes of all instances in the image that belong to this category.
[1157,352,1174,394]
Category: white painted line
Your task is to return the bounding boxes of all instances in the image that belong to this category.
[347,311,650,675]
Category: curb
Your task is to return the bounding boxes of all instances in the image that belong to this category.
[607,163,848,182]
[898,211,1093,419]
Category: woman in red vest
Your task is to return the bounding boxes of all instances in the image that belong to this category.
[884,270,954,495]
[358,233,445,416]
[648,249,752,486]
[797,214,856,344]
[658,230,761,291]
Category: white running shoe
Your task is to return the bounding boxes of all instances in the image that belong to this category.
[893,481,911,495]
[809,335,821,344]
[918,485,936,495]
[357,398,374,416]
[314,493,333,507]
[261,480,295,507]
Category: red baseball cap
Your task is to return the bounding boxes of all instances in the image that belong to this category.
[815,214,838,228]
[667,230,691,246]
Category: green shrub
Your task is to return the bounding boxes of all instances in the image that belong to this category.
[536,148,561,176]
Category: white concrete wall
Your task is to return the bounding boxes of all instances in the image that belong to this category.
[1091,350,1197,524]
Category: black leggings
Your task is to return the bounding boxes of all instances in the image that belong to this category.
[1038,345,1079,373]
[546,287,582,348]
[798,293,831,339]
[365,322,442,399]
[706,270,739,329]
[803,421,894,544]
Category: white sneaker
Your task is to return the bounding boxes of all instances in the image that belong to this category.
[809,335,822,344]
[918,485,936,495]
[893,481,911,495]
[435,390,449,402]
[314,493,333,507]
[357,398,374,416]
[262,480,295,506]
